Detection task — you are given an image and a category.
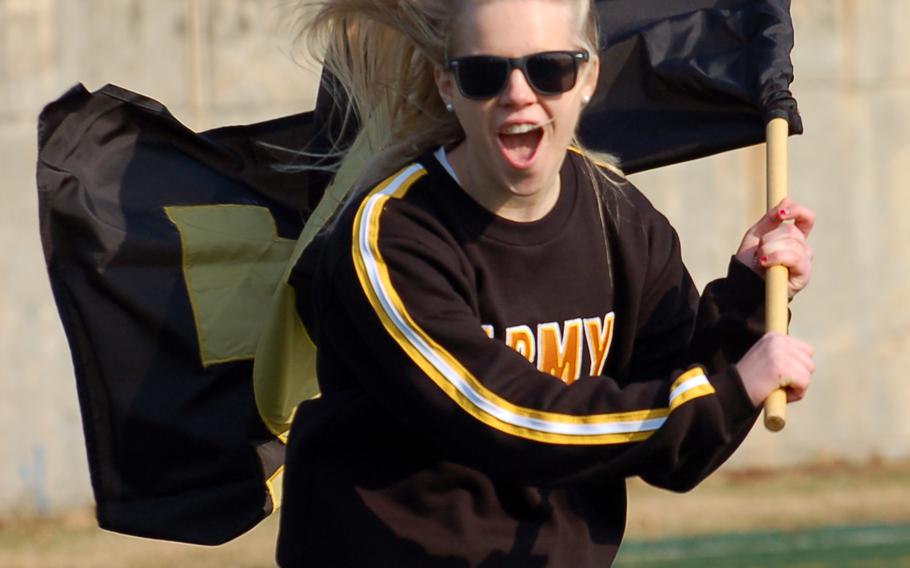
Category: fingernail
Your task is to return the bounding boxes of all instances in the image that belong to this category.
[779,208,789,218]
[760,256,769,264]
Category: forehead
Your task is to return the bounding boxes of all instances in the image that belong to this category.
[451,0,580,56]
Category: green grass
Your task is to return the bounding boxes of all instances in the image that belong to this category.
[616,524,910,568]
[3,459,910,567]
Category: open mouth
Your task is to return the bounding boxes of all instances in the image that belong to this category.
[497,123,545,169]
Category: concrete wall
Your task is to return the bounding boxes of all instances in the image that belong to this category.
[1,0,908,516]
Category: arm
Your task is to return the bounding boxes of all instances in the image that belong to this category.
[627,194,815,490]
[614,197,766,490]
[320,182,758,487]
[630,257,765,491]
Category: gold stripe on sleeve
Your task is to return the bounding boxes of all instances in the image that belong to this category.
[668,367,715,411]
[351,164,712,445]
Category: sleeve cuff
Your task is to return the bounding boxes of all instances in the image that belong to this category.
[709,365,761,427]
[719,256,766,314]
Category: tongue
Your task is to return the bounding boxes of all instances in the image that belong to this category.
[499,129,542,165]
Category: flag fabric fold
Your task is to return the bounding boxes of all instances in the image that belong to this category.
[36,83,320,545]
[582,0,801,172]
[37,0,802,544]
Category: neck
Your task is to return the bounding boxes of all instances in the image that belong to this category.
[447,142,561,223]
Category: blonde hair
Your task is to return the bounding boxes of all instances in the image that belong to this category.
[293,0,624,197]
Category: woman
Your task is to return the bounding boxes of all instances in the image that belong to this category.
[277,0,815,565]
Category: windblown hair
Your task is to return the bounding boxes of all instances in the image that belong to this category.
[293,0,623,195]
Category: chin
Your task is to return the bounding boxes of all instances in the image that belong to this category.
[500,161,556,197]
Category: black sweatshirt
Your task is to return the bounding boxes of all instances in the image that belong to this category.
[277,149,764,567]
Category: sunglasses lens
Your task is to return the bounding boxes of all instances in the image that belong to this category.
[456,57,509,99]
[450,52,584,99]
[526,52,578,94]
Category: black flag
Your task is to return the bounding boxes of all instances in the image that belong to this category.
[37,0,801,545]
[36,84,326,544]
[584,0,802,172]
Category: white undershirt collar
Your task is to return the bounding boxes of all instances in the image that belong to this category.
[434,146,462,186]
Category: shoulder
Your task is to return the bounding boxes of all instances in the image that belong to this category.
[320,153,465,281]
[565,148,674,240]
[346,155,456,243]
[299,155,464,315]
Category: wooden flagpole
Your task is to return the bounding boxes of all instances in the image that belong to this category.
[763,117,790,432]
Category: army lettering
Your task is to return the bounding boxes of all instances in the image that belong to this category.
[489,313,615,384]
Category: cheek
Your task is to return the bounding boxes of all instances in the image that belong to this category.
[457,106,494,141]
[552,104,582,141]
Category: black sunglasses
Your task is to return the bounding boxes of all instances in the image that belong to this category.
[445,50,589,100]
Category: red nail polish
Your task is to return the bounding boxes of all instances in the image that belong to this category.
[779,209,789,218]
[760,256,769,264]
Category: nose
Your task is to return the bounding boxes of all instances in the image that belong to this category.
[499,68,537,106]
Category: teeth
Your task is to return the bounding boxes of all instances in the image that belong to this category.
[500,123,539,135]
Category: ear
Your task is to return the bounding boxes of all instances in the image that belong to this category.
[579,54,600,103]
[435,64,456,108]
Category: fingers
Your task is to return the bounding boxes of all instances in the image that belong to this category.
[780,333,814,357]
[754,221,814,294]
[760,247,810,271]
[735,199,816,273]
[757,234,812,271]
[772,197,816,239]
[737,332,815,407]
[785,386,808,403]
[773,334,814,403]
[756,198,816,239]
[743,204,788,241]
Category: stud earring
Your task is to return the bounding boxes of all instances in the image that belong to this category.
[445,102,454,112]
[581,95,591,105]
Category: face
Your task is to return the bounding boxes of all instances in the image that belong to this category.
[435,0,599,203]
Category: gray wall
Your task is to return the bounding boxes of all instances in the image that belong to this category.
[1,0,908,517]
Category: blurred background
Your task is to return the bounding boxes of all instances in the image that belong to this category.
[2,0,909,566]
